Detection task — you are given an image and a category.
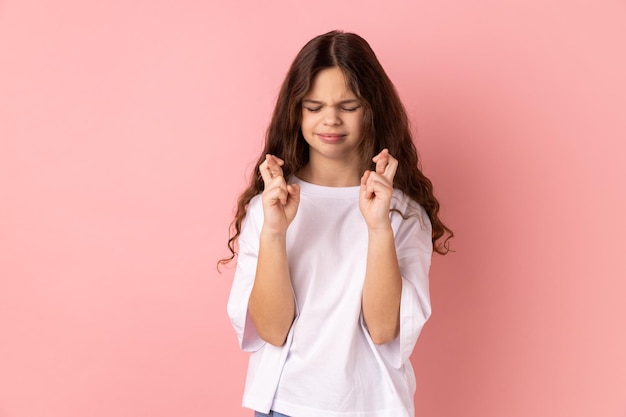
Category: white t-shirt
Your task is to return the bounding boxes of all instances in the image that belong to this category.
[227,177,432,417]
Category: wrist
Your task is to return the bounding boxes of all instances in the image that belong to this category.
[367,223,394,237]
[260,227,288,241]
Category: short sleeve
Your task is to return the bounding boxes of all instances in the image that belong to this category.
[375,198,433,369]
[226,196,266,352]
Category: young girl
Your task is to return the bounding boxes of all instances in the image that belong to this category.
[222,30,452,417]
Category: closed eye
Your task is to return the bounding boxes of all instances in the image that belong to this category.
[304,107,322,112]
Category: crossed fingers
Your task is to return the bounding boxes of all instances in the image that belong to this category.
[260,154,291,206]
[259,154,285,185]
[362,149,398,193]
[372,148,398,183]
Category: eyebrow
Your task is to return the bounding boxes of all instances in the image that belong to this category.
[301,99,360,105]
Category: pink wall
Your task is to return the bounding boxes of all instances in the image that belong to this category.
[1,1,625,416]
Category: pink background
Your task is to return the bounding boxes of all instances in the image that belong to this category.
[1,1,625,416]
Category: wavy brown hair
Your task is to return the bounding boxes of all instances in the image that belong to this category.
[219,30,452,266]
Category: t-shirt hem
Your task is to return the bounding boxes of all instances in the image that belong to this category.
[272,399,413,417]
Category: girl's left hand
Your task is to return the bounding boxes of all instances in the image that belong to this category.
[359,149,398,231]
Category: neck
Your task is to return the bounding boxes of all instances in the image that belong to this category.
[297,156,362,187]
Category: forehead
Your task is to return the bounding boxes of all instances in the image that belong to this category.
[305,67,356,100]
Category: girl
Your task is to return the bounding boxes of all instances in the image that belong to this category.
[222,30,452,417]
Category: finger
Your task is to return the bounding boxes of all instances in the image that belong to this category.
[286,183,301,206]
[287,183,300,197]
[271,155,285,166]
[265,182,288,205]
[372,148,388,163]
[259,159,273,186]
[372,149,389,175]
[360,170,372,190]
[360,170,375,199]
[382,154,398,182]
[266,154,285,179]
[366,172,393,196]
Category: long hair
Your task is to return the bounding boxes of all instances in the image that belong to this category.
[219,30,452,266]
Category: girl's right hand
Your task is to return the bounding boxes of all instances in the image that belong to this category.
[259,154,300,234]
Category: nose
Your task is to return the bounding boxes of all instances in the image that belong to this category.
[323,107,341,126]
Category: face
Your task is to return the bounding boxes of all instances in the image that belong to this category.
[300,67,365,167]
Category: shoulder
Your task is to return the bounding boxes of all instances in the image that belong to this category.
[248,193,263,211]
[241,193,264,230]
[391,189,433,257]
[390,189,431,230]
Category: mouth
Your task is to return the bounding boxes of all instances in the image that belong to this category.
[316,133,346,143]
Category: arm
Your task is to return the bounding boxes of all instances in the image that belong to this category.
[359,149,402,345]
[362,225,402,345]
[248,154,300,346]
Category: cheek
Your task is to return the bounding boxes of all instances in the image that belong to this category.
[350,114,365,133]
[300,114,316,134]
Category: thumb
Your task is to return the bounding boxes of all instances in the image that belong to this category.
[287,183,300,203]
[360,170,373,199]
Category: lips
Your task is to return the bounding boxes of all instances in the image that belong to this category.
[316,133,346,143]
